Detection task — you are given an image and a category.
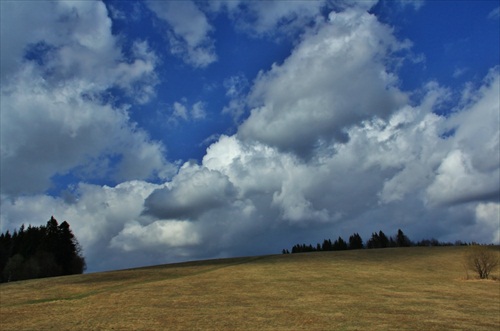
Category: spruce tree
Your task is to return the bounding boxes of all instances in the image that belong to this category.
[322,239,333,251]
[333,236,348,250]
[395,229,411,247]
[367,232,380,248]
[348,233,364,249]
[378,231,389,248]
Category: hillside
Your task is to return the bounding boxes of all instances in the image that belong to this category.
[1,246,499,330]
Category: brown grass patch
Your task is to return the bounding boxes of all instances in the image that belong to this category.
[1,246,499,330]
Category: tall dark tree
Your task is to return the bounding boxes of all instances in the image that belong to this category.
[332,236,348,251]
[348,233,364,250]
[0,231,12,275]
[367,232,380,249]
[367,231,389,249]
[378,231,389,248]
[322,239,333,251]
[395,229,412,247]
[57,221,86,275]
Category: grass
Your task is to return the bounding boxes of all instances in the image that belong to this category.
[0,246,499,330]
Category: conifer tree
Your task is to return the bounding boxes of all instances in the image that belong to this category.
[348,233,364,249]
[333,236,348,250]
[367,232,380,249]
[322,239,333,251]
[395,229,412,247]
[0,217,86,282]
[378,231,389,248]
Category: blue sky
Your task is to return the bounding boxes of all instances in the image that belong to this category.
[1,0,499,272]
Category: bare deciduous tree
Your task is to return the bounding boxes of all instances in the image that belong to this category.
[464,246,499,280]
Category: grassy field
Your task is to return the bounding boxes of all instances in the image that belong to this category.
[0,246,499,330]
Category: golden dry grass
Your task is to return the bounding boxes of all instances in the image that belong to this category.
[1,246,499,330]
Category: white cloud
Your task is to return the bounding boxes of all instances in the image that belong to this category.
[191,102,207,120]
[173,102,189,120]
[0,1,53,81]
[1,1,158,101]
[0,180,163,271]
[203,135,288,198]
[110,220,200,252]
[475,203,500,244]
[143,162,236,219]
[425,69,500,206]
[238,9,409,158]
[146,0,217,67]
[224,74,249,99]
[222,74,250,121]
[171,100,207,122]
[0,1,170,195]
[228,0,326,36]
[114,40,159,104]
[0,67,170,194]
[204,62,498,237]
[107,3,127,20]
[210,1,378,38]
[426,150,497,206]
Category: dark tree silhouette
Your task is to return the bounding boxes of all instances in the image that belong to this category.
[333,236,348,251]
[395,229,412,247]
[0,217,85,282]
[367,231,390,249]
[348,233,364,250]
[367,232,380,249]
[322,239,333,251]
[378,231,389,248]
[284,229,470,256]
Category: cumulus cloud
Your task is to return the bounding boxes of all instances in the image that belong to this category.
[146,0,217,67]
[0,1,171,195]
[475,203,500,243]
[0,65,171,194]
[61,67,500,262]
[1,1,158,101]
[2,64,499,271]
[143,163,237,219]
[110,220,200,252]
[0,180,162,271]
[426,150,498,206]
[238,9,409,157]
[426,68,500,205]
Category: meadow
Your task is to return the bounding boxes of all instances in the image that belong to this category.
[0,246,499,330]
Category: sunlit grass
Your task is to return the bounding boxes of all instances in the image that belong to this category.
[1,246,499,330]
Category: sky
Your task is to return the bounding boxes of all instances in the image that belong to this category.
[1,0,499,273]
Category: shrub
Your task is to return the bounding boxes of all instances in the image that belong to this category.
[463,245,499,280]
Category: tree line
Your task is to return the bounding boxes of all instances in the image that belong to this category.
[282,229,471,254]
[0,216,86,282]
